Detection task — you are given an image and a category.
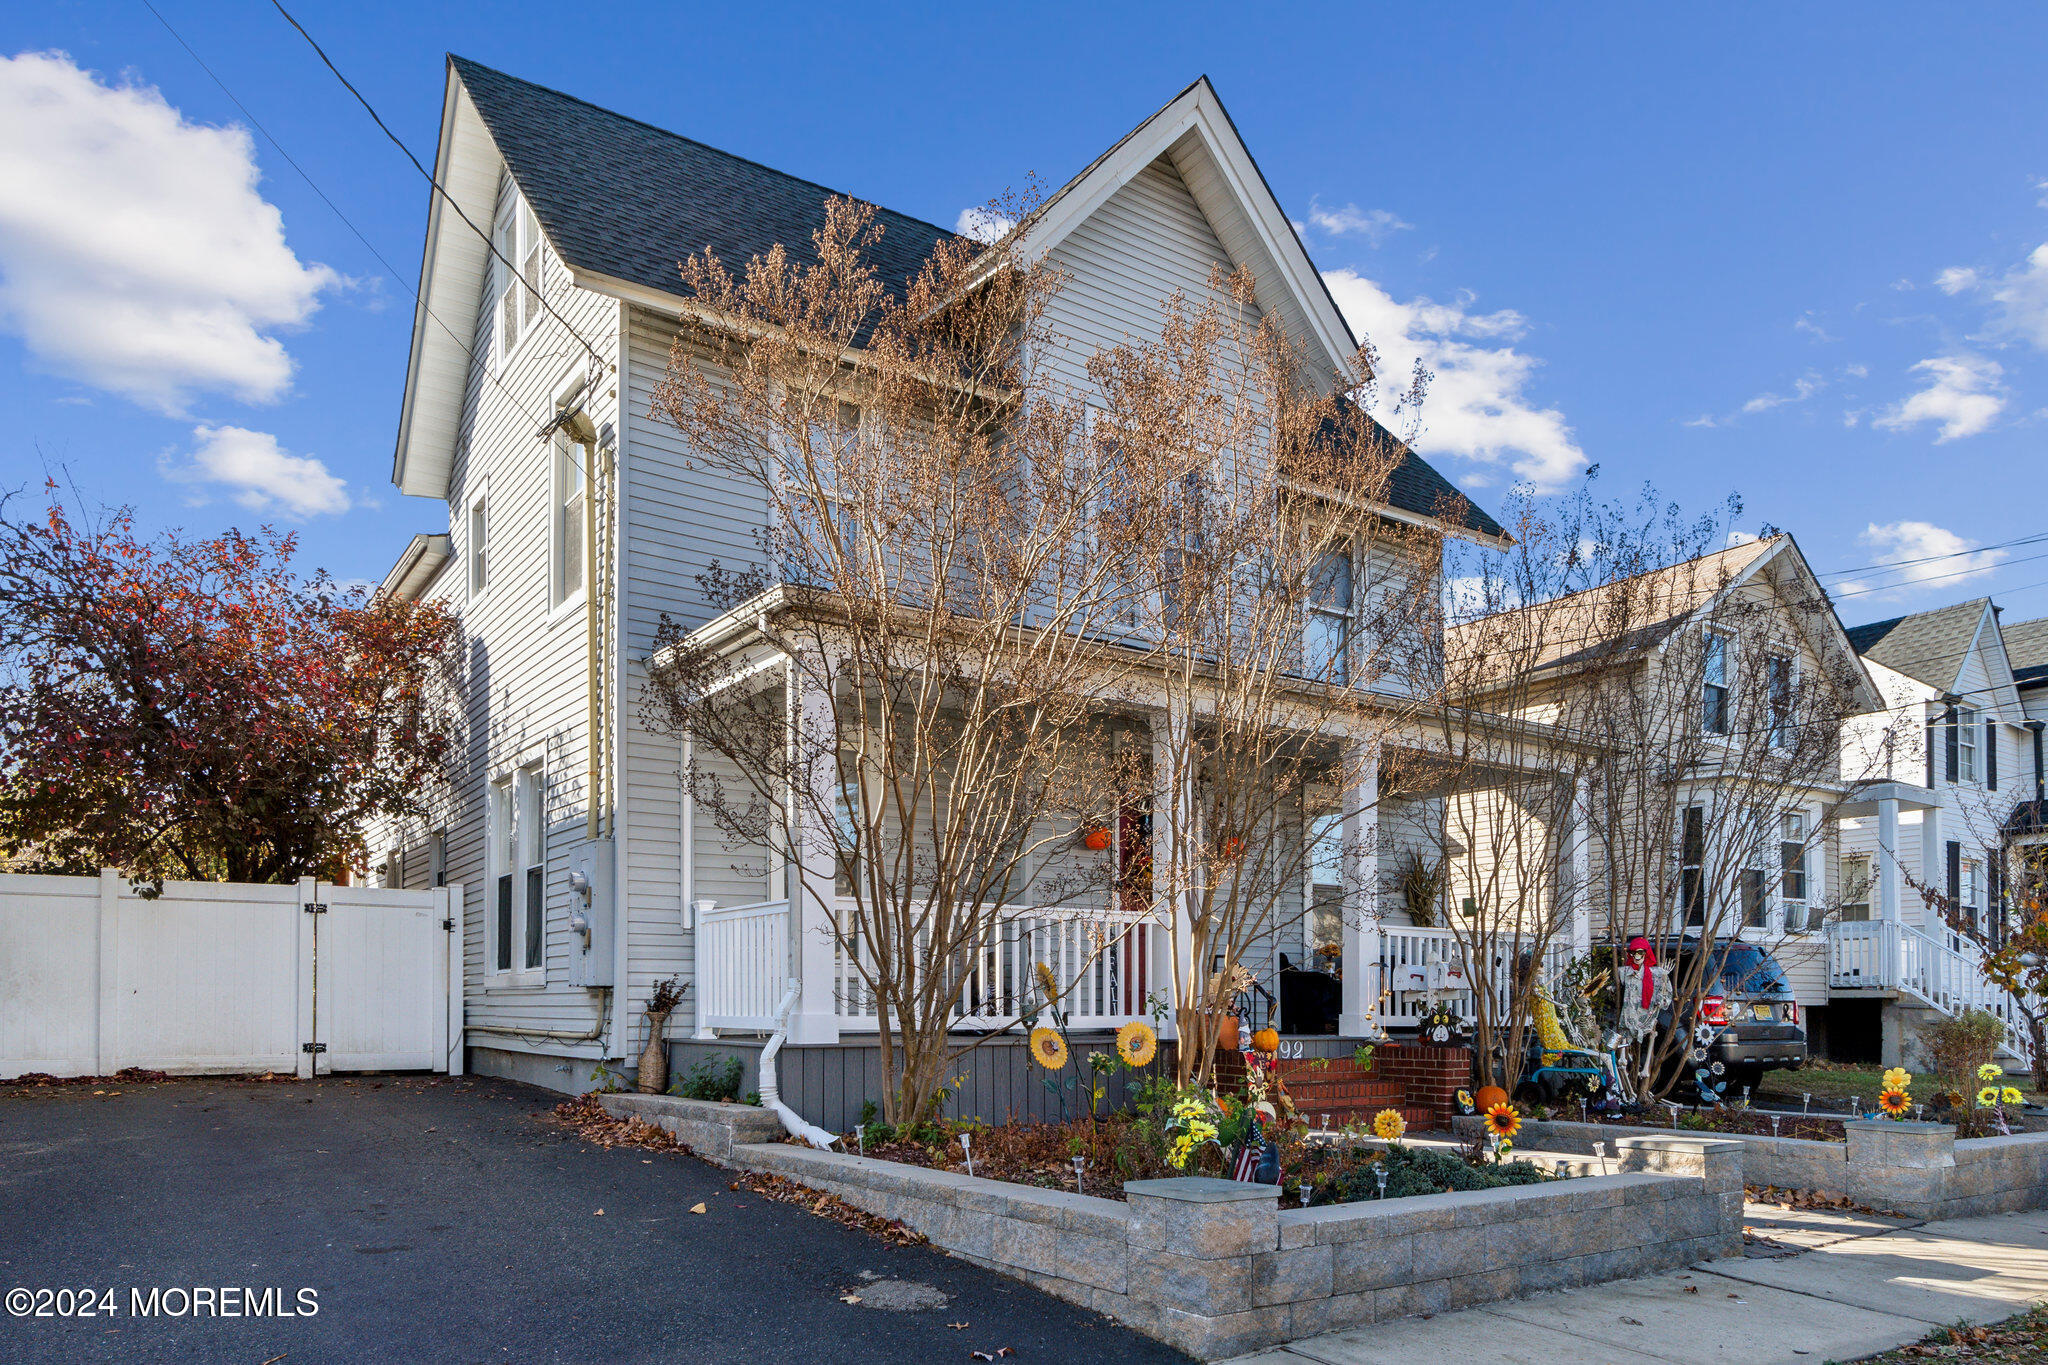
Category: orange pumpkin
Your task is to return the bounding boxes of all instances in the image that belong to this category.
[1081,826,1111,852]
[1251,1026,1280,1055]
[1474,1085,1509,1115]
[1215,1015,1241,1050]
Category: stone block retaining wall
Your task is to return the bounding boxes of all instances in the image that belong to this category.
[601,1094,1739,1359]
[1453,1114,2048,1221]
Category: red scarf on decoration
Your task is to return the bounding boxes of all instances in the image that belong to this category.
[1628,936,1657,1009]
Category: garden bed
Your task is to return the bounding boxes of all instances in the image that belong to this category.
[1521,1104,1844,1142]
[844,1111,1560,1206]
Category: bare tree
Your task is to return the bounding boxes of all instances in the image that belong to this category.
[1089,264,1447,1086]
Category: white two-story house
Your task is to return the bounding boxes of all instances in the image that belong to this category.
[369,57,1511,1113]
[1833,597,2039,1071]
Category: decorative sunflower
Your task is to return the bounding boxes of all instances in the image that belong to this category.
[1035,961,1063,1002]
[1372,1108,1407,1142]
[1029,1026,1069,1071]
[1496,1138,1513,1155]
[1977,1086,2001,1108]
[1878,1088,1912,1118]
[1455,1089,1474,1114]
[1979,1063,2004,1082]
[1882,1067,1911,1091]
[1484,1103,1521,1140]
[1116,1021,1158,1068]
[2002,1087,2025,1105]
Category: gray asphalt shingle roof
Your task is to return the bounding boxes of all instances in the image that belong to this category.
[1842,597,1988,691]
[2003,615,2048,687]
[450,55,1499,539]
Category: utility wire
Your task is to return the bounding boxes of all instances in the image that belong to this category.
[1830,546,2048,601]
[1817,528,2048,580]
[138,0,555,437]
[266,0,609,374]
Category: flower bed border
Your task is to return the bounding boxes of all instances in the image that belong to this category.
[600,1093,1739,1358]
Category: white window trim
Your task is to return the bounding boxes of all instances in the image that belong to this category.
[1778,807,1813,934]
[1765,652,1796,751]
[466,483,490,602]
[547,434,589,620]
[485,759,547,989]
[491,183,545,371]
[1956,704,1981,785]
[1306,537,1356,687]
[1701,629,1734,739]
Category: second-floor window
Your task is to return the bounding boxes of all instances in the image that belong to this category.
[468,494,488,596]
[1842,853,1872,922]
[1766,654,1793,749]
[552,436,585,606]
[1702,632,1731,735]
[1956,705,1980,784]
[1306,543,1353,684]
[1680,804,1706,925]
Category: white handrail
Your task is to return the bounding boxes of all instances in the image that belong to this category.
[1825,918,2033,1069]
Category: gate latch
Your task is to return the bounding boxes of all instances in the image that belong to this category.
[303,902,328,915]
[301,1042,327,1054]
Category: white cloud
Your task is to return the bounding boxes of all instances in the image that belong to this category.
[1835,521,2008,600]
[1872,354,2006,442]
[162,424,352,517]
[0,51,336,414]
[1322,269,1585,492]
[1793,312,1836,342]
[1739,372,1824,415]
[1935,266,1980,295]
[1726,530,1759,547]
[1304,201,1413,247]
[954,206,1015,244]
[1932,243,2048,350]
[1841,362,1868,379]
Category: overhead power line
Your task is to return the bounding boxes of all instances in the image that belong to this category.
[266,0,609,374]
[1817,529,2048,581]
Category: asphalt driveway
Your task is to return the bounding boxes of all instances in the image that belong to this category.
[0,1073,1187,1364]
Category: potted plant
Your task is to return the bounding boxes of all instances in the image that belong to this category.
[636,976,688,1095]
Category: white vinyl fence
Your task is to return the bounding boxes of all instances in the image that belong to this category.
[0,870,461,1080]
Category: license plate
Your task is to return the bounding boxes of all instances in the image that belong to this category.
[1750,1002,1775,1022]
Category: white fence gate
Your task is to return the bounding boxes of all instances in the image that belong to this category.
[0,870,462,1080]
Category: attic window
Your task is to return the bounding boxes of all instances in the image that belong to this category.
[492,186,543,363]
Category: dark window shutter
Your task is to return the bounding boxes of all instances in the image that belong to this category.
[1988,855,2003,946]
[1987,719,1998,790]
[1945,707,1959,783]
[1946,840,1961,908]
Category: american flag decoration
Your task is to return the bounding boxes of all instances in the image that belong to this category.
[1230,1112,1265,1182]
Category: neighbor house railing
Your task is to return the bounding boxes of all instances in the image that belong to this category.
[1826,918,2034,1069]
[1374,924,1571,1028]
[696,899,793,1032]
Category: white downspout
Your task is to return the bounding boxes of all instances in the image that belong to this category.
[761,978,839,1149]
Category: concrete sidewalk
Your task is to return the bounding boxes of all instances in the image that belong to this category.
[1224,1206,2048,1365]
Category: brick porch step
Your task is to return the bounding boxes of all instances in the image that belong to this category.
[1277,1079,1405,1105]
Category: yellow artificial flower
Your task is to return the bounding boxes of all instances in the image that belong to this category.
[1977,1086,2001,1108]
[1979,1063,2003,1082]
[2002,1087,2025,1105]
[1372,1108,1407,1142]
[1485,1103,1521,1140]
[1882,1067,1911,1091]
[1029,1026,1069,1071]
[1878,1088,1912,1118]
[1496,1138,1513,1155]
[1035,961,1062,1001]
[1116,1021,1158,1068]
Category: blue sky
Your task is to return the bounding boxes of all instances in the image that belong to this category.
[4,2,2047,622]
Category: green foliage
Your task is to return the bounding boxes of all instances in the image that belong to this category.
[588,1060,628,1095]
[1351,1045,1376,1069]
[1295,1142,1557,1206]
[671,1055,745,1103]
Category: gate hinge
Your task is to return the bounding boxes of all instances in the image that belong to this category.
[303,902,328,915]
[301,1042,327,1054]
[442,918,455,931]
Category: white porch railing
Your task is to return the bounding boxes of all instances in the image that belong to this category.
[1826,918,2035,1069]
[832,899,1158,1032]
[1374,924,1570,1028]
[696,899,793,1032]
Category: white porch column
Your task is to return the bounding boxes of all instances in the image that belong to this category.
[1338,739,1382,1038]
[1151,706,1194,1041]
[1876,794,1903,923]
[1918,803,1944,932]
[785,656,841,1045]
[1568,773,1594,959]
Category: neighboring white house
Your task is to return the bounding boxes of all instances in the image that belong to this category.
[1832,597,2039,1069]
[368,58,1510,1095]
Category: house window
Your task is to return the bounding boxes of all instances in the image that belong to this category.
[1961,854,1983,931]
[429,830,448,888]
[490,766,545,978]
[1957,706,1980,784]
[1766,655,1793,749]
[1842,853,1872,922]
[468,495,488,596]
[1306,544,1353,684]
[1681,805,1706,926]
[492,188,543,363]
[1701,633,1731,735]
[1780,810,1809,931]
[1741,867,1768,928]
[552,436,585,606]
